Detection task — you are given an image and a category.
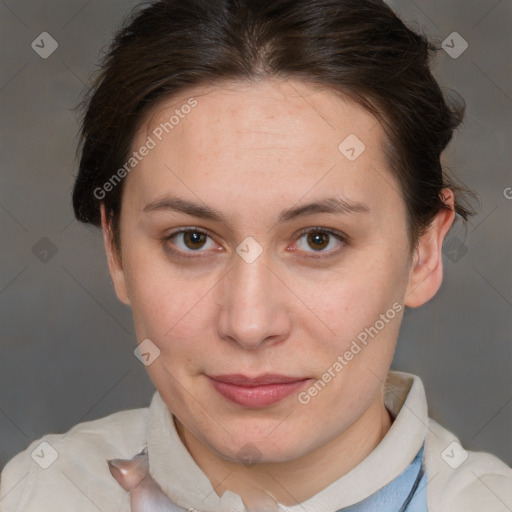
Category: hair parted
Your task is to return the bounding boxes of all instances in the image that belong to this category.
[72,0,477,257]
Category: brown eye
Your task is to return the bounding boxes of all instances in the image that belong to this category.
[294,228,346,257]
[182,230,208,250]
[306,232,330,251]
[164,227,217,258]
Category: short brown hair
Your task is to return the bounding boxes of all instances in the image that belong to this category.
[72,0,477,256]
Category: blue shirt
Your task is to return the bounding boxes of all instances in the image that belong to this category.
[337,444,427,512]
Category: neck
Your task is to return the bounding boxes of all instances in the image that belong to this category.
[175,392,393,506]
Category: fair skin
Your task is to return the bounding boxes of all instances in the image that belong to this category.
[101,78,455,506]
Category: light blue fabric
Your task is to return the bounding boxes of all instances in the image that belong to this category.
[335,444,427,512]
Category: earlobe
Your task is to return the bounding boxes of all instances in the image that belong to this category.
[100,204,131,306]
[404,189,456,308]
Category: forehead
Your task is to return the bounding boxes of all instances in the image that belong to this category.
[126,78,404,227]
[140,78,381,165]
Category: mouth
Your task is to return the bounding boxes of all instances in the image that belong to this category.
[207,374,312,408]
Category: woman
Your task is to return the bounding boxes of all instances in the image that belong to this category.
[1,0,511,510]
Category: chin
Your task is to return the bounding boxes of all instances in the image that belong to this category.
[206,429,312,465]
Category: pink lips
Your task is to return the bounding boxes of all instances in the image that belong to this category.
[207,374,310,408]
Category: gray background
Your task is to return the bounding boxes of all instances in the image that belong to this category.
[1,0,511,471]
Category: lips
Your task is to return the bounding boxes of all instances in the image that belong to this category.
[207,374,311,408]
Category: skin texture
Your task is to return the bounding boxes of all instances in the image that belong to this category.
[101,77,455,506]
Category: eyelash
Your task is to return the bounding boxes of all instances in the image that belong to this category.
[163,226,347,260]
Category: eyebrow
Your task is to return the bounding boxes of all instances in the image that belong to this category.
[143,194,370,224]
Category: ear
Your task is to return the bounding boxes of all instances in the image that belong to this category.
[100,203,131,305]
[405,188,456,308]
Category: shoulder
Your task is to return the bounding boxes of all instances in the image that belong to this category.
[0,404,150,512]
[424,417,512,512]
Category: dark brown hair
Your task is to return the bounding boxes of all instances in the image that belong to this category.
[72,0,477,258]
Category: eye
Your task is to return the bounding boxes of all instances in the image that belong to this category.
[163,226,347,260]
[164,227,219,258]
[292,227,346,258]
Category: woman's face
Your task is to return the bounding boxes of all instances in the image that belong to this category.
[104,78,436,466]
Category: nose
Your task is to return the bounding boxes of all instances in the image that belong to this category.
[216,247,292,350]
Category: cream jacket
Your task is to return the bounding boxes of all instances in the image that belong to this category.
[1,371,511,511]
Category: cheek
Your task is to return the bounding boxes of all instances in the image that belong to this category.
[297,277,401,415]
[122,249,211,353]
[299,259,403,343]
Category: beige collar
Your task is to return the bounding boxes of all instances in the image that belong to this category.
[147,371,428,511]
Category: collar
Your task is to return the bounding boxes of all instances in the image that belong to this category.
[338,443,427,512]
[147,371,428,512]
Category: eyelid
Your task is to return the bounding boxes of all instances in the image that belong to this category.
[163,226,217,259]
[163,226,347,259]
[294,226,347,242]
[291,227,347,258]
